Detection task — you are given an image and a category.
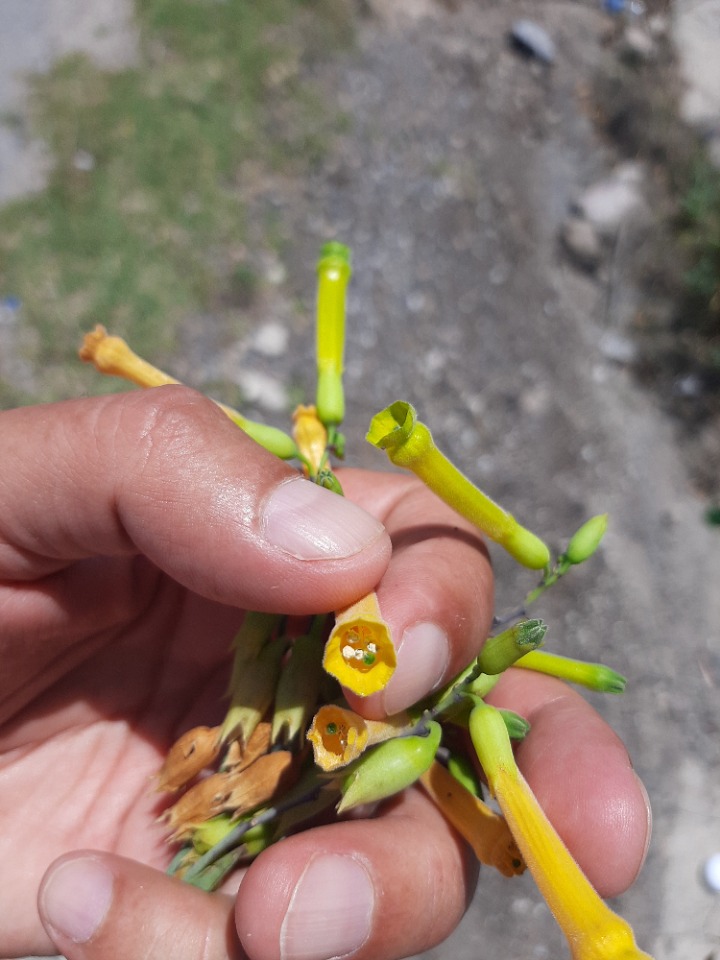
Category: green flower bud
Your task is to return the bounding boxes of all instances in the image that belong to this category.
[271,633,325,746]
[477,619,547,675]
[514,650,627,694]
[498,708,531,740]
[337,721,442,813]
[563,514,608,565]
[221,635,287,746]
[234,417,300,461]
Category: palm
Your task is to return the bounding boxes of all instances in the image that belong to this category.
[0,560,243,943]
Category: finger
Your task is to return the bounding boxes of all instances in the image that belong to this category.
[487,670,652,897]
[0,388,390,613]
[37,851,243,960]
[235,788,477,960]
[339,471,494,718]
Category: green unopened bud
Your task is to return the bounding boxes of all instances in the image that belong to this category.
[367,402,550,570]
[271,633,325,746]
[338,721,442,813]
[514,650,627,693]
[221,635,287,745]
[477,619,547,675]
[498,708,531,740]
[316,242,351,426]
[563,514,608,565]
[229,414,299,461]
[447,753,483,797]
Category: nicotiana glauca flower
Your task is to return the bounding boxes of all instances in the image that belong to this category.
[323,591,397,696]
[315,242,351,427]
[420,760,526,878]
[469,703,653,960]
[307,704,415,772]
[513,650,627,693]
[367,401,551,569]
[79,325,299,460]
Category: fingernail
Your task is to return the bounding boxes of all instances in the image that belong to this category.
[40,855,114,944]
[383,622,450,715]
[263,478,384,560]
[281,854,374,960]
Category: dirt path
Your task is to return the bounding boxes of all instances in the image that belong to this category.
[3,2,720,958]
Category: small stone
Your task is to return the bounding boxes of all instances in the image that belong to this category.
[252,322,289,358]
[574,164,646,238]
[703,853,720,892]
[620,25,657,64]
[509,20,556,64]
[599,330,637,365]
[236,370,288,412]
[561,216,603,271]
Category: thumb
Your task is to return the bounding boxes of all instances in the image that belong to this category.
[0,387,390,613]
[38,851,243,960]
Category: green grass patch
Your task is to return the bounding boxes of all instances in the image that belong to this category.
[0,0,352,405]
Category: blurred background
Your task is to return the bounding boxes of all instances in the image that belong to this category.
[1,1,719,958]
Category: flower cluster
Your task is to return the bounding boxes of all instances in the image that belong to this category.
[78,243,653,958]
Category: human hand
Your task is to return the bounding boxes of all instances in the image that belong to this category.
[0,386,651,960]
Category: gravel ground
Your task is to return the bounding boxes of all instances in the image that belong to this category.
[2,2,720,958]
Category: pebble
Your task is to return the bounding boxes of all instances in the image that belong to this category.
[251,322,289,358]
[703,852,720,892]
[509,20,556,64]
[561,216,603,271]
[574,163,646,238]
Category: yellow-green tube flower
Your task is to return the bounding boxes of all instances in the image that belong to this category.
[420,760,525,878]
[323,591,397,696]
[315,242,351,426]
[338,721,442,813]
[469,703,653,960]
[79,325,298,460]
[513,650,627,694]
[367,402,550,569]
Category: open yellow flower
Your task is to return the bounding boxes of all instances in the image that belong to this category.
[307,705,369,771]
[307,703,415,772]
[323,591,397,696]
[469,703,654,960]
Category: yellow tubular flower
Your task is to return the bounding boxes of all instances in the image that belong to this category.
[315,242,351,426]
[513,650,627,694]
[469,704,654,960]
[367,402,550,570]
[79,326,298,460]
[420,761,525,878]
[323,591,397,696]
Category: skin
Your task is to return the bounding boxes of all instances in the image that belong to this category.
[0,385,651,960]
